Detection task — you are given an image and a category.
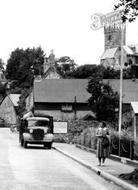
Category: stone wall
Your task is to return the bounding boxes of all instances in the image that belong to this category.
[54,119,99,143]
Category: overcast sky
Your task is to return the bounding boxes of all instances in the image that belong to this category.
[0,0,138,65]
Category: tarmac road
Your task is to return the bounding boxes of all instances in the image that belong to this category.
[0,128,123,190]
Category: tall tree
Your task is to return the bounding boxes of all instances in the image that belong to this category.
[115,0,138,22]
[6,47,45,89]
[87,77,119,122]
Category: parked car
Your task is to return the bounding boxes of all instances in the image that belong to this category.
[19,116,54,149]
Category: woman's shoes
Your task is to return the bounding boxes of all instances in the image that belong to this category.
[97,163,105,166]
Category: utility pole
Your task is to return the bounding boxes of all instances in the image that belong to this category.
[74,96,77,120]
[91,10,125,156]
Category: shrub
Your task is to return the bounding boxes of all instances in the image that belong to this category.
[74,121,138,160]
[134,141,138,160]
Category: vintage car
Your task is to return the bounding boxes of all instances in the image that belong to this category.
[19,116,54,149]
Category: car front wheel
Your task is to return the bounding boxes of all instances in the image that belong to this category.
[23,140,27,148]
[21,138,24,146]
[44,142,52,149]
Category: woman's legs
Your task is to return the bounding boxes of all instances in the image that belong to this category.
[102,157,106,165]
[98,157,101,166]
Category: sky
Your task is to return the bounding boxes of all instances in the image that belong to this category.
[0,0,138,66]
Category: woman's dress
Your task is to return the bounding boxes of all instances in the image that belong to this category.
[96,127,110,158]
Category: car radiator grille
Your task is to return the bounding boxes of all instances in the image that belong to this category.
[32,129,44,140]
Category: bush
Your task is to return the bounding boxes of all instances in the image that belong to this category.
[73,122,99,149]
[53,134,69,143]
[134,141,138,160]
[74,121,138,160]
[54,119,138,161]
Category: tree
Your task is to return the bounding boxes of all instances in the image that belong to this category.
[56,56,77,78]
[16,88,32,118]
[0,82,6,97]
[115,0,138,22]
[67,64,104,79]
[0,59,5,71]
[87,77,119,122]
[6,47,45,90]
[67,64,133,79]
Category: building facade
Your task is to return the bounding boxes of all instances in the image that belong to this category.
[0,94,20,125]
[33,79,93,121]
[34,79,93,121]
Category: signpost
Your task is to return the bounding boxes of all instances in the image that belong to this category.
[54,121,68,133]
[91,10,124,156]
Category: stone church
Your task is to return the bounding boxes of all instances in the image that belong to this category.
[101,25,138,70]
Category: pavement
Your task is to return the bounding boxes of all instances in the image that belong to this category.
[53,143,138,190]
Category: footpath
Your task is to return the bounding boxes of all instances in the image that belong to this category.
[53,143,138,190]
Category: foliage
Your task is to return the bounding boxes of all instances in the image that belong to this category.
[0,82,6,97]
[0,59,5,71]
[16,88,32,118]
[54,120,99,144]
[76,122,137,160]
[115,0,138,22]
[87,77,119,122]
[65,64,133,79]
[67,64,104,79]
[119,168,138,185]
[6,47,45,89]
[56,56,77,78]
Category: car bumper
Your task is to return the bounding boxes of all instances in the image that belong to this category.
[23,133,54,143]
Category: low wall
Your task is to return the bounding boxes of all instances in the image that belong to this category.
[54,119,99,143]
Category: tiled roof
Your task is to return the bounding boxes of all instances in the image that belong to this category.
[101,46,134,60]
[34,79,138,104]
[34,79,90,103]
[103,79,138,103]
[131,102,138,114]
[9,94,20,106]
[123,46,134,55]
[101,48,118,59]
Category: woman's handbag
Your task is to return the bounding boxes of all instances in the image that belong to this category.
[102,136,110,148]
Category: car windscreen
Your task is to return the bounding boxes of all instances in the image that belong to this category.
[28,120,49,127]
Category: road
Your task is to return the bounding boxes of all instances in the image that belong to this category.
[0,128,124,190]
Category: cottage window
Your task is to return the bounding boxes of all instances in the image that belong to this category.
[61,104,72,112]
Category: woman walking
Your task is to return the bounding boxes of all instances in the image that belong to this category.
[96,122,110,166]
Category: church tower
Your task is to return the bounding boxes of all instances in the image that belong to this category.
[101,25,127,69]
[101,23,137,70]
[104,25,126,50]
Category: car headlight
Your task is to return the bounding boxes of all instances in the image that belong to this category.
[44,128,48,133]
[30,129,33,133]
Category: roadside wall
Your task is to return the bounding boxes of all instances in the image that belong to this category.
[54,119,99,144]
